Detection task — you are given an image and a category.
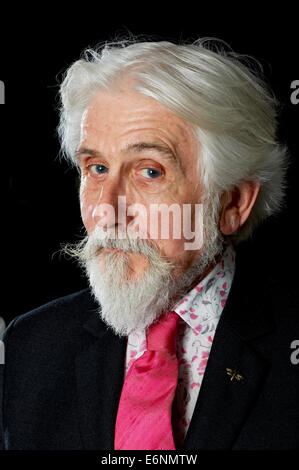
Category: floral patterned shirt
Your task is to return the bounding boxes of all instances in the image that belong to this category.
[125,242,236,447]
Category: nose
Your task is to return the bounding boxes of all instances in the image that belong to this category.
[91,178,133,236]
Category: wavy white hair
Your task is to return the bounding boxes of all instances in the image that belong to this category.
[57,37,289,243]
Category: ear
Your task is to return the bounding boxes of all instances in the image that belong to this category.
[219,180,261,235]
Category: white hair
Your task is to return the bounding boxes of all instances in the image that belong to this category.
[57,36,289,243]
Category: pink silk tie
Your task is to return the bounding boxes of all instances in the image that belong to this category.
[114,311,180,450]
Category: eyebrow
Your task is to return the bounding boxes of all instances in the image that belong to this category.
[75,142,184,172]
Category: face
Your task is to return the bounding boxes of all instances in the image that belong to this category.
[77,81,204,280]
[74,80,223,335]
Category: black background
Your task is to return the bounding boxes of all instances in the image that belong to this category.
[1,7,298,325]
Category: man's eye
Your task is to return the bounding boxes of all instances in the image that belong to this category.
[140,168,162,179]
[89,164,108,175]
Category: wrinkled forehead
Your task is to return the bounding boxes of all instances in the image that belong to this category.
[79,85,200,168]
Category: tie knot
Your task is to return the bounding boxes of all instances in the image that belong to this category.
[146,311,180,354]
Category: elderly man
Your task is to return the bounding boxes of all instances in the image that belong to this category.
[1,38,298,451]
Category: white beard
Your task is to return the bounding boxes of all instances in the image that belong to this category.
[86,241,176,336]
[67,196,224,336]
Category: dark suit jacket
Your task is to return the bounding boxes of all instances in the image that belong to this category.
[1,245,299,450]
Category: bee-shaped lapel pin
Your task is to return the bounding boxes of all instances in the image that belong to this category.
[226,368,244,382]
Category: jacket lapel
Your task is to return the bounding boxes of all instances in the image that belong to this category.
[183,321,271,449]
[183,246,276,450]
[75,312,126,450]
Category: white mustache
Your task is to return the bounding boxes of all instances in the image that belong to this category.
[86,227,161,257]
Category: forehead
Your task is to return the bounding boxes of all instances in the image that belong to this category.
[80,85,199,159]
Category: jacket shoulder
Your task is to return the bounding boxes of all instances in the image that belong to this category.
[2,288,100,354]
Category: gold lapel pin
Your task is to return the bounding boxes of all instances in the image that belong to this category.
[226,368,244,382]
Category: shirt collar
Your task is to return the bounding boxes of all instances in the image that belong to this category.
[173,242,236,331]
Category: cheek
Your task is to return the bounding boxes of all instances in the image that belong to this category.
[156,237,187,260]
[157,238,200,274]
[81,204,95,233]
[79,180,96,233]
